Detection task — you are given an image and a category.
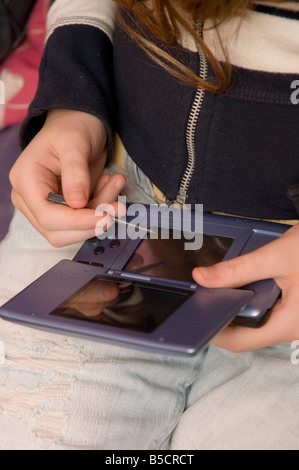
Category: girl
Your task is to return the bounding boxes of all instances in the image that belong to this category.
[1,0,299,449]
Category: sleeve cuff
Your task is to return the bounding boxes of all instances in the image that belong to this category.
[20,24,116,161]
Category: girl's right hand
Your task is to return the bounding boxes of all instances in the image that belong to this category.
[10,109,126,247]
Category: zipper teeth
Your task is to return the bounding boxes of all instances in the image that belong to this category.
[177,23,208,204]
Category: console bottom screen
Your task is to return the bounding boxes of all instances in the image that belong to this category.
[51,276,191,333]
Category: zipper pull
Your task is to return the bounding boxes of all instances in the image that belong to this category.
[176,189,187,205]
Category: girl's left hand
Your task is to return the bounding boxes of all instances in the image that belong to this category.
[192,223,299,352]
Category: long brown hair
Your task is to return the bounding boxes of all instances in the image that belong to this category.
[116,0,254,92]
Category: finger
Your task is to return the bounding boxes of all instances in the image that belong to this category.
[10,150,60,212]
[60,154,91,209]
[192,237,286,289]
[93,174,111,197]
[10,154,86,231]
[94,173,126,204]
[211,286,299,352]
[211,306,289,352]
[13,187,102,232]
[88,173,126,210]
[73,282,119,305]
[12,190,109,246]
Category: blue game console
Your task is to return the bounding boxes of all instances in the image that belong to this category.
[0,205,289,356]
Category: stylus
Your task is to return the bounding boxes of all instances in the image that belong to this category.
[46,192,156,235]
[112,218,156,235]
[129,261,165,274]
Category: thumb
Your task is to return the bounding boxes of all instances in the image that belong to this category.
[192,240,282,289]
[60,153,91,209]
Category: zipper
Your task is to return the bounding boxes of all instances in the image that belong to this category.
[176,22,208,205]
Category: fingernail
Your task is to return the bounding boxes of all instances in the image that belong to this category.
[196,267,213,280]
[67,189,86,201]
[115,177,125,190]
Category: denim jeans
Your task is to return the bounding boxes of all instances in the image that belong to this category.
[0,155,297,450]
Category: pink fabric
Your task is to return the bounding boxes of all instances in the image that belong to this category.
[0,0,49,130]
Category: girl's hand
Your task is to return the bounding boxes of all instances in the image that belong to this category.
[10,109,126,247]
[192,224,299,352]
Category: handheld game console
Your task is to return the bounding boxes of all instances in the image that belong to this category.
[0,204,289,356]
